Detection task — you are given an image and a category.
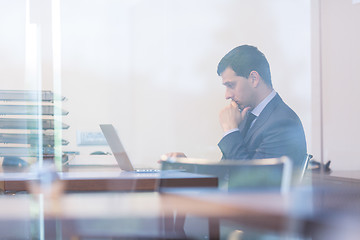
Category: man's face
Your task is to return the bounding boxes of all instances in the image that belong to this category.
[221,67,254,110]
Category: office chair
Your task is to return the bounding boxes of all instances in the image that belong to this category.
[291,153,313,187]
[161,156,293,193]
[301,153,312,178]
[160,157,293,239]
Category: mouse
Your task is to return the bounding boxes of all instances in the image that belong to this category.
[90,151,111,155]
[2,156,29,167]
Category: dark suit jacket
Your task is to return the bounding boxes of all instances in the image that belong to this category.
[218,93,307,168]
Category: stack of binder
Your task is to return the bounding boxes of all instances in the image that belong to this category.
[0,90,70,166]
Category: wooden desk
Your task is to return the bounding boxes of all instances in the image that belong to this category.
[0,188,358,239]
[0,192,175,239]
[0,191,292,239]
[306,170,360,188]
[0,189,326,239]
[163,187,360,240]
[0,166,217,192]
[329,171,360,180]
[162,189,294,239]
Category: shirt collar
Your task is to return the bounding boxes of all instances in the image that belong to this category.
[251,90,276,117]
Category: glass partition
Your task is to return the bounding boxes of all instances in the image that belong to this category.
[0,0,311,170]
[0,1,312,239]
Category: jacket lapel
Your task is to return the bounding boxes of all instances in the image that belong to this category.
[244,94,282,142]
[238,114,249,135]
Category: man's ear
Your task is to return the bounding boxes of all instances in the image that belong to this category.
[249,71,260,87]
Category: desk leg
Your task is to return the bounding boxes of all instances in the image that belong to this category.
[0,181,4,193]
[163,210,174,234]
[209,217,220,240]
[174,212,186,238]
[162,209,187,239]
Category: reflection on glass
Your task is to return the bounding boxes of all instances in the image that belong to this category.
[0,90,69,169]
[0,1,315,239]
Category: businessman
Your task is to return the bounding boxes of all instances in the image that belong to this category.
[218,45,307,167]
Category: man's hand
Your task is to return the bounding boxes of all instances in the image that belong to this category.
[219,101,250,132]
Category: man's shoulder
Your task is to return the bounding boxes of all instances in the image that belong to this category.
[251,94,304,135]
[270,94,302,121]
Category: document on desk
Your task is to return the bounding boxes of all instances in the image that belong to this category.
[68,155,118,166]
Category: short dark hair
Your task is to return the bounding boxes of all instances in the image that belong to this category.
[217,45,272,87]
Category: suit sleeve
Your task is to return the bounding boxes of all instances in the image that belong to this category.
[218,117,306,165]
[218,130,248,160]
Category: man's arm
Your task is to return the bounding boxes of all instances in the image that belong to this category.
[218,130,248,160]
[218,118,307,165]
[218,100,251,160]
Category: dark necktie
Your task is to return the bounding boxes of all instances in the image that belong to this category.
[242,112,256,137]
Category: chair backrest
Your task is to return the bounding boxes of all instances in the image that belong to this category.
[161,157,293,194]
[292,153,312,185]
[301,154,312,177]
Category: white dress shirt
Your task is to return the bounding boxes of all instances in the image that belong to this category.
[223,90,277,137]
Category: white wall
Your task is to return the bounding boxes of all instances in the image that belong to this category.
[0,0,311,168]
[312,0,360,170]
[0,1,25,89]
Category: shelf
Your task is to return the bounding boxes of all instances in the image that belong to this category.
[0,118,69,130]
[0,105,69,116]
[0,146,56,157]
[0,90,66,102]
[0,133,69,146]
[0,90,70,164]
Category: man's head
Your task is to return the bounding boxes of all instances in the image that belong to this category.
[217,45,273,110]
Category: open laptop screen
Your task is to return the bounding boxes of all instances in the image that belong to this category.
[99,124,134,171]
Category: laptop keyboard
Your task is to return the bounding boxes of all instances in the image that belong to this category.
[134,169,161,173]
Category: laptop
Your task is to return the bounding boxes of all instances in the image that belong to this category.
[100,124,160,172]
